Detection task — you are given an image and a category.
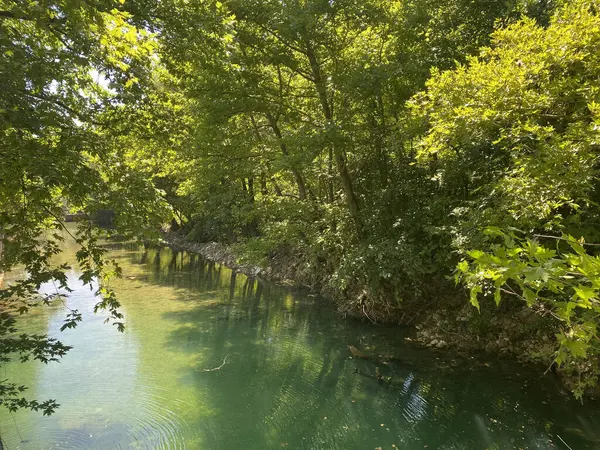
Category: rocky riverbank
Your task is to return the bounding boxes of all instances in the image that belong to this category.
[413,305,556,364]
[411,305,598,396]
[158,232,575,395]
[159,232,309,284]
[160,233,263,278]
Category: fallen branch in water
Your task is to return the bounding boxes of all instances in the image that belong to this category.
[348,345,370,360]
[198,355,229,372]
[557,435,573,450]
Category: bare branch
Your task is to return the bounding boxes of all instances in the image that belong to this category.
[198,355,229,372]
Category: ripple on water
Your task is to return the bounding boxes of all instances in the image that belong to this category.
[125,381,197,449]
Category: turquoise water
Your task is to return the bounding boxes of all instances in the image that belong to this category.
[1,242,599,449]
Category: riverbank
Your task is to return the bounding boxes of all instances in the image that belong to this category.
[162,233,263,278]
[158,232,589,398]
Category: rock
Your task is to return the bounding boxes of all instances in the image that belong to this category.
[485,342,496,353]
[540,344,554,355]
[429,339,438,347]
[436,340,447,349]
[497,339,510,350]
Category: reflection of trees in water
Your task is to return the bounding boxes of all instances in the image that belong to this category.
[114,245,600,450]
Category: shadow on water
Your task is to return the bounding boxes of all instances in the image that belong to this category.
[110,243,600,450]
[4,241,598,449]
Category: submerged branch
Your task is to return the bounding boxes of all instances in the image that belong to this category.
[198,355,229,372]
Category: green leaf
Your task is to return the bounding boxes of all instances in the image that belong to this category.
[457,260,469,273]
[470,285,482,311]
[494,288,502,306]
[564,340,588,359]
[523,288,537,306]
[467,250,486,260]
[573,284,596,308]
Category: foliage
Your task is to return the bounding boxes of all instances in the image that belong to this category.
[456,231,600,398]
[139,0,548,315]
[412,0,600,244]
[414,0,600,396]
[0,0,168,414]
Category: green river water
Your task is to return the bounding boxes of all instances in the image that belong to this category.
[1,240,600,449]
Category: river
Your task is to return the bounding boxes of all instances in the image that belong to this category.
[1,239,599,449]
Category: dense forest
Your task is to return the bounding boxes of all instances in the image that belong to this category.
[2,0,600,414]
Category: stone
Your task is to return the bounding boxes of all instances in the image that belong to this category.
[485,342,496,353]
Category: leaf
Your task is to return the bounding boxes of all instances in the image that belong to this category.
[574,284,596,301]
[522,288,537,306]
[483,226,504,237]
[564,340,588,359]
[457,260,469,273]
[467,250,486,260]
[470,285,482,311]
[524,266,549,283]
[494,288,502,306]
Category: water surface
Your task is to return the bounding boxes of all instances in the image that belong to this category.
[1,240,600,449]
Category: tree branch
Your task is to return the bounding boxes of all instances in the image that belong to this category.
[198,355,229,372]
[533,234,600,247]
[0,10,66,24]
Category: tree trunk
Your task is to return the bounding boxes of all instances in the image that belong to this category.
[260,174,269,196]
[304,39,364,239]
[265,112,308,201]
[247,177,255,202]
[249,114,291,199]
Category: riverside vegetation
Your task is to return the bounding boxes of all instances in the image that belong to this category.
[2,0,600,417]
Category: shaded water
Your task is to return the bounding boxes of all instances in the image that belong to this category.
[2,240,600,449]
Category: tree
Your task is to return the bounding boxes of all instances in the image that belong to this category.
[0,0,168,414]
[412,0,600,396]
[140,0,544,318]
